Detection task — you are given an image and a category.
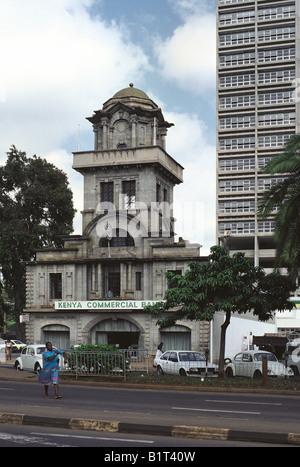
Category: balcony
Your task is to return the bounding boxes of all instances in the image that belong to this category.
[73,147,183,184]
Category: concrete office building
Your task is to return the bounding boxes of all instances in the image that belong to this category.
[23,85,209,354]
[216,0,300,336]
[217,0,299,268]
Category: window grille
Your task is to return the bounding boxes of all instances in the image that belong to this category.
[49,273,62,300]
[122,180,136,209]
[101,182,114,203]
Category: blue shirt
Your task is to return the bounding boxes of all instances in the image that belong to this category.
[42,349,64,370]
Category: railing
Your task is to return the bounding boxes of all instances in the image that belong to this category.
[124,348,150,374]
[61,349,149,380]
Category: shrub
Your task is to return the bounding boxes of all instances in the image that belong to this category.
[68,344,128,375]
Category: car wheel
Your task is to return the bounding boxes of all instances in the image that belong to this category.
[253,370,262,379]
[225,367,234,378]
[15,361,22,371]
[179,368,187,376]
[34,363,41,374]
[157,365,164,375]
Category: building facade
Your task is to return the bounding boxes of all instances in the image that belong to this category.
[217,0,299,270]
[23,84,209,355]
[216,0,300,336]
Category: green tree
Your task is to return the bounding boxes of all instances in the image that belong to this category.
[258,134,300,280]
[0,146,76,339]
[146,246,295,378]
[0,279,13,336]
[0,280,8,331]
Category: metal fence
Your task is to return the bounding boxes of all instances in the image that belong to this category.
[61,349,149,380]
[124,349,150,374]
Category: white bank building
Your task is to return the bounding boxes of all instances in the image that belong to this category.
[23,85,210,356]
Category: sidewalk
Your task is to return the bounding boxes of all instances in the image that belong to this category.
[1,363,300,445]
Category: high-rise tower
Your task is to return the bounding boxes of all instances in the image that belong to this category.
[216,0,299,271]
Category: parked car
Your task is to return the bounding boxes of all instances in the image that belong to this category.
[15,344,65,373]
[11,340,26,352]
[225,350,294,379]
[154,350,218,377]
[14,345,46,373]
[0,340,26,352]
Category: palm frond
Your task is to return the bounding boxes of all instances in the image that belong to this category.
[258,134,300,276]
[263,134,300,175]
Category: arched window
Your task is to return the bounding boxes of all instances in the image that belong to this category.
[117,143,127,149]
[99,229,135,247]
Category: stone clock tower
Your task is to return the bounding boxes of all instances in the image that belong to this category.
[24,85,208,355]
[90,83,172,151]
[74,83,181,236]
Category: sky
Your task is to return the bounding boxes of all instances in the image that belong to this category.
[0,0,217,255]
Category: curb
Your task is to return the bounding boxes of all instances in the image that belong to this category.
[0,411,300,445]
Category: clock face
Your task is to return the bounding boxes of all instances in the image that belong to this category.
[115,121,128,134]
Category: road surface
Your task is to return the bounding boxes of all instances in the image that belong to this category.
[0,423,293,448]
[0,379,300,444]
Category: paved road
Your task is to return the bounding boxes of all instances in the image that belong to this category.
[1,379,300,437]
[1,364,300,445]
[0,424,293,448]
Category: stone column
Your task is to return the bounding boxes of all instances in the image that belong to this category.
[102,118,108,150]
[131,116,137,147]
[98,263,102,298]
[94,128,98,150]
[124,262,134,299]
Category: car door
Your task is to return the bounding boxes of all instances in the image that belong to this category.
[159,352,170,373]
[168,352,179,375]
[241,353,253,377]
[23,346,36,370]
[20,347,30,370]
[233,353,243,376]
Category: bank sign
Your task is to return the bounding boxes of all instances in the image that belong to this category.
[55,300,164,310]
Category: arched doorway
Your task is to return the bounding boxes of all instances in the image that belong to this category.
[42,324,70,349]
[160,324,191,351]
[92,318,141,349]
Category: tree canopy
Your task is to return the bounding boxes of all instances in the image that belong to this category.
[0,146,76,338]
[146,246,295,377]
[258,134,300,279]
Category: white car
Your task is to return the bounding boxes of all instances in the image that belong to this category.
[14,344,65,373]
[11,340,26,352]
[0,339,26,352]
[225,350,294,379]
[154,351,218,377]
[14,344,46,373]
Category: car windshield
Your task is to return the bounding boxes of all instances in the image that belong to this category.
[36,347,46,355]
[253,353,277,362]
[179,352,205,362]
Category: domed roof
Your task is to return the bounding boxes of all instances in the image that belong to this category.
[113,83,150,100]
[102,83,158,112]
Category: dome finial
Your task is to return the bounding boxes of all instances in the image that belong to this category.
[129,83,134,88]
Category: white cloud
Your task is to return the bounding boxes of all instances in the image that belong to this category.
[0,0,151,235]
[169,0,214,19]
[0,0,150,157]
[155,8,216,95]
[0,0,216,253]
[165,111,216,254]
